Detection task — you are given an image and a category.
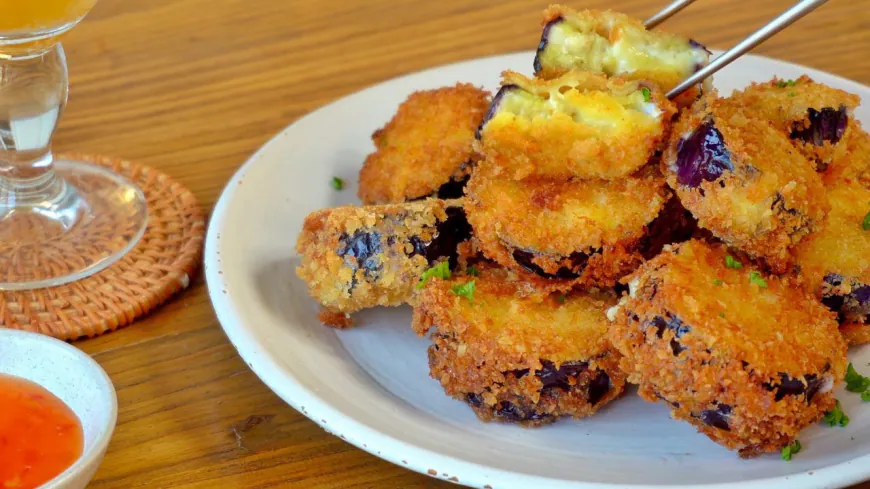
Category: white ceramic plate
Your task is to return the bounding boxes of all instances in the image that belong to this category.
[205,51,870,489]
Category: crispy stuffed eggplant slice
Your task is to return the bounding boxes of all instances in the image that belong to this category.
[477,70,675,180]
[295,199,471,326]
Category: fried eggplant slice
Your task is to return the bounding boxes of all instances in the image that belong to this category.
[477,70,676,180]
[608,240,847,458]
[466,163,669,287]
[295,199,471,326]
[795,179,870,345]
[413,266,626,426]
[726,76,861,171]
[358,84,490,204]
[662,93,829,272]
[533,6,710,107]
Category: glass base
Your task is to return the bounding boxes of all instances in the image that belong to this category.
[0,158,148,290]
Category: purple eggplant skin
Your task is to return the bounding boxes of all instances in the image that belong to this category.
[412,173,471,201]
[646,314,691,356]
[688,40,711,73]
[639,196,698,259]
[510,247,593,280]
[763,373,824,402]
[464,358,612,422]
[464,394,554,422]
[410,206,472,268]
[338,206,471,291]
[689,38,712,55]
[695,403,732,431]
[533,17,564,74]
[790,106,849,146]
[821,273,870,323]
[338,229,384,281]
[673,119,734,188]
[475,84,519,140]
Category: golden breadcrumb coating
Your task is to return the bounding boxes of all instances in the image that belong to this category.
[358,84,491,204]
[295,199,469,326]
[662,92,829,273]
[465,163,667,286]
[478,70,676,180]
[467,163,669,256]
[413,266,625,425]
[795,179,870,345]
[535,6,710,107]
[795,179,870,292]
[841,322,870,346]
[608,240,847,457]
[726,75,860,171]
[824,121,870,187]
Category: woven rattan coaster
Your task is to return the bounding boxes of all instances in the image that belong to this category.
[0,154,205,340]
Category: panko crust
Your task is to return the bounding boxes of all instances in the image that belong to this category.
[608,240,847,457]
[413,267,626,425]
[358,83,491,204]
[841,322,870,346]
[663,93,829,273]
[478,70,676,180]
[535,6,710,108]
[727,75,860,171]
[466,163,669,255]
[465,162,667,287]
[795,179,870,345]
[295,199,469,325]
[824,121,870,188]
[795,179,870,291]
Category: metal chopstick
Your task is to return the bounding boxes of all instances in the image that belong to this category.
[644,0,699,29]
[666,0,829,99]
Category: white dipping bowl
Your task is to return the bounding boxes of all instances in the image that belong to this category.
[0,329,117,489]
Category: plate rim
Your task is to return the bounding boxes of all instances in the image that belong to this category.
[205,50,870,489]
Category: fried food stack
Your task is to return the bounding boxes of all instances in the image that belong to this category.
[293,5,869,459]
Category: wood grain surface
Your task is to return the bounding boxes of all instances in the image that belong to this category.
[61,0,870,487]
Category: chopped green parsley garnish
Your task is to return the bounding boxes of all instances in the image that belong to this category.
[713,278,724,286]
[557,294,567,304]
[416,261,451,289]
[450,280,476,303]
[823,399,849,427]
[725,255,743,269]
[781,440,802,461]
[718,311,725,318]
[330,177,344,190]
[862,391,870,402]
[749,271,768,288]
[776,79,796,88]
[862,211,870,231]
[466,266,480,277]
[845,363,870,393]
[640,86,652,103]
[788,92,797,97]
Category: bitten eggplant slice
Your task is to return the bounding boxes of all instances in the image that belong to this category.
[295,199,471,327]
[465,163,669,288]
[608,240,847,458]
[413,266,626,426]
[358,84,491,204]
[662,92,829,273]
[726,76,861,172]
[795,178,870,345]
[477,70,676,180]
[533,6,710,107]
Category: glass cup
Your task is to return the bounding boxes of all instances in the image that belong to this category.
[0,1,147,290]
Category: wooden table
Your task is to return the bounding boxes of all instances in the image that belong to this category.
[63,0,870,487]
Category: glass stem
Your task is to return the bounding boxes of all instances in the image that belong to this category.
[0,42,78,229]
